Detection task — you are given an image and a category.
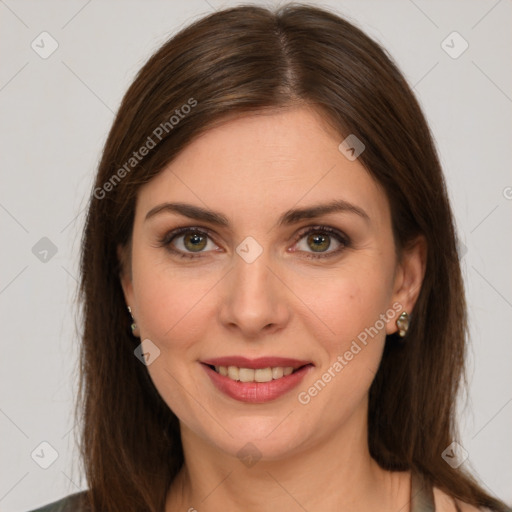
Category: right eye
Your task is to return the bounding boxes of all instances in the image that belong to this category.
[159,227,221,259]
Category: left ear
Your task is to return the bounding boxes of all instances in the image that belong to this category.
[386,234,427,335]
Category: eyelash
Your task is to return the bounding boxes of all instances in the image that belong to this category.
[158,225,350,260]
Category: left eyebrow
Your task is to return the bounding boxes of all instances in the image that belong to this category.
[278,199,370,226]
[144,199,370,227]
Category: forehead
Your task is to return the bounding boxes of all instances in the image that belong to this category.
[136,107,390,230]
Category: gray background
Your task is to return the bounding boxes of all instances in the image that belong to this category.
[0,0,511,510]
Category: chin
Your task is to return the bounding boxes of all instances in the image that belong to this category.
[195,413,317,464]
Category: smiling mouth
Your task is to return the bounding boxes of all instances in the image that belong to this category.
[205,364,312,383]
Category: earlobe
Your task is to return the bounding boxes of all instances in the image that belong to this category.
[386,235,427,335]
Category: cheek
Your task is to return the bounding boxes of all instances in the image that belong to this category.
[292,270,391,424]
[130,259,220,421]
[131,254,220,351]
[292,262,393,344]
[290,260,394,409]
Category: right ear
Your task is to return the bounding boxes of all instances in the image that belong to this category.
[117,243,134,307]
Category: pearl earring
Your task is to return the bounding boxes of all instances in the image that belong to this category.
[396,311,410,338]
[127,306,138,335]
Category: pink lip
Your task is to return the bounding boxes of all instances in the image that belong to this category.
[201,356,312,369]
[201,362,314,403]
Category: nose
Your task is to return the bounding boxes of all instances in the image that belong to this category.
[218,250,291,339]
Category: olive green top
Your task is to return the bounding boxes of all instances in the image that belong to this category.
[26,471,440,511]
[27,490,88,512]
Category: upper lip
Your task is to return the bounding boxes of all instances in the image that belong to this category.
[201,356,313,369]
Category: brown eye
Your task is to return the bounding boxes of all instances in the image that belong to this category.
[160,228,219,259]
[306,232,331,252]
[293,226,349,259]
[183,232,208,252]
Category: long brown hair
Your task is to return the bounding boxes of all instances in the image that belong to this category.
[76,4,509,511]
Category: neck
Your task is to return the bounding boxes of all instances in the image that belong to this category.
[166,402,411,511]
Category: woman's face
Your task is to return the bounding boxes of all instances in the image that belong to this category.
[120,106,424,461]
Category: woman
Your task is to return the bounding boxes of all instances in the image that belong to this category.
[28,3,511,512]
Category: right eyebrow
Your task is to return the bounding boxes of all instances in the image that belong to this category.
[145,202,229,226]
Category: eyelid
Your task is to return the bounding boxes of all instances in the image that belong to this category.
[159,226,217,246]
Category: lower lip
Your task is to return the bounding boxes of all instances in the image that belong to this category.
[201,363,313,403]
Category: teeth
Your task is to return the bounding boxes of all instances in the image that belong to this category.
[213,365,298,382]
[255,368,273,382]
[272,367,284,379]
[227,366,239,380]
[239,368,254,382]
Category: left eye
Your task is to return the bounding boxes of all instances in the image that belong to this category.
[293,227,347,257]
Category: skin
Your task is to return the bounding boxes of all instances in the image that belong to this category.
[119,105,430,511]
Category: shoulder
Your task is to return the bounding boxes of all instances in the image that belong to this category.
[27,490,89,512]
[433,486,490,512]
